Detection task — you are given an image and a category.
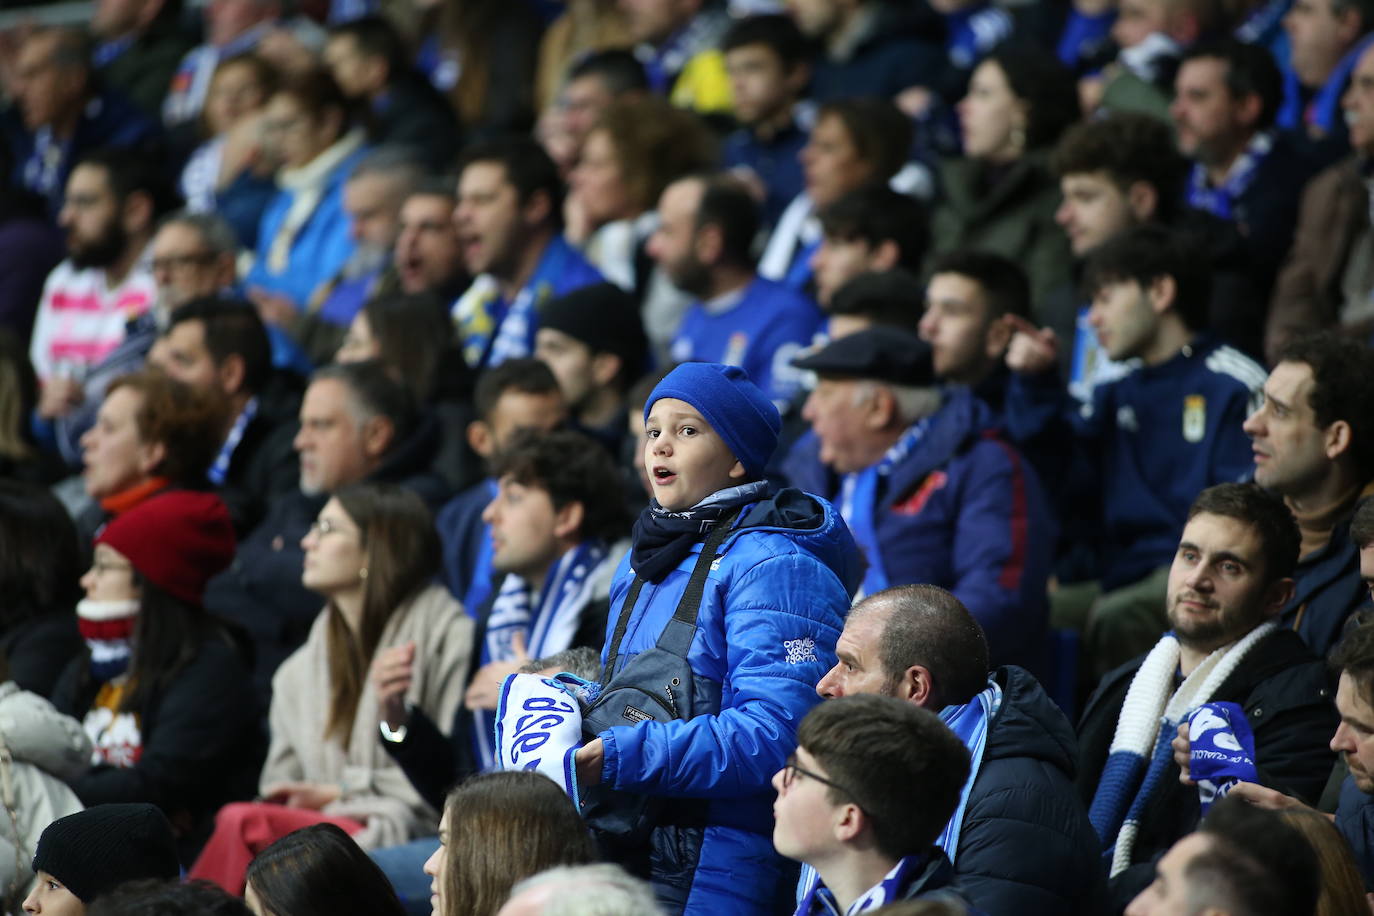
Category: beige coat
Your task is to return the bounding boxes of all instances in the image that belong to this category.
[262,585,473,849]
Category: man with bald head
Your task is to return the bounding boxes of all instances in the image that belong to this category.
[815,584,1101,916]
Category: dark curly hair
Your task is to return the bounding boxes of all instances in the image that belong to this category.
[1050,111,1188,224]
[490,428,631,544]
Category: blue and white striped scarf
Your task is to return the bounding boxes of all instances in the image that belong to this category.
[936,679,1002,861]
[1088,623,1275,876]
[471,541,612,770]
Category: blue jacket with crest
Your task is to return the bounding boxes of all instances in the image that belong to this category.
[596,488,860,916]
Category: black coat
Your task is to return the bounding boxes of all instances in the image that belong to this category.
[1076,627,1337,905]
[218,379,302,537]
[955,666,1106,916]
[50,635,263,863]
[0,611,82,699]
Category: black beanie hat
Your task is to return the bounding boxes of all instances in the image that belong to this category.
[31,804,180,902]
[539,283,647,382]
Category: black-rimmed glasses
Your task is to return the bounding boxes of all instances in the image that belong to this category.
[780,754,865,812]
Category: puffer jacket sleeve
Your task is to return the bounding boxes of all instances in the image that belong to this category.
[953,764,1106,916]
[0,683,91,782]
[599,549,846,799]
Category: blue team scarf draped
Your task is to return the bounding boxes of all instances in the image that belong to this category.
[840,417,935,597]
[471,541,612,770]
[795,855,929,915]
[1278,33,1374,133]
[936,679,1003,863]
[462,480,500,617]
[1185,131,1274,221]
[208,397,258,486]
[630,481,770,584]
[946,5,1013,69]
[1088,623,1275,876]
[455,238,578,368]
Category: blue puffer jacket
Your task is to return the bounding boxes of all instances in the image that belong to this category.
[597,488,861,916]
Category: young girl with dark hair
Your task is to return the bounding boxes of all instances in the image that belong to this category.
[49,490,261,863]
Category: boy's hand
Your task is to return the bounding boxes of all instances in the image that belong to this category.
[575,738,605,787]
[1004,314,1059,375]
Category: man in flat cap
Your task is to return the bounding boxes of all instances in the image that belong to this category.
[782,326,1055,670]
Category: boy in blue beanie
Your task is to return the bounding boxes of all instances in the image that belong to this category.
[574,363,861,916]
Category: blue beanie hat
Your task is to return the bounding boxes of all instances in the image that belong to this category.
[644,363,781,478]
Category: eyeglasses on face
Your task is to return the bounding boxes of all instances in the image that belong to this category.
[780,753,866,813]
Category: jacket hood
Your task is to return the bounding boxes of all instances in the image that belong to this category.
[983,665,1079,778]
[368,410,449,508]
[734,486,864,596]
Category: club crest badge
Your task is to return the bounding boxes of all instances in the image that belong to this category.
[1183,395,1206,443]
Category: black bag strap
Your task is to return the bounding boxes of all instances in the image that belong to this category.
[600,508,741,688]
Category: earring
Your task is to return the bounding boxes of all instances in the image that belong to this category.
[359,567,368,581]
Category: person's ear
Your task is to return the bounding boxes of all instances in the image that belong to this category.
[1146,274,1177,316]
[984,312,1013,359]
[833,803,866,844]
[361,414,395,460]
[466,419,493,458]
[122,189,154,236]
[1262,577,1296,619]
[218,354,246,397]
[553,500,585,540]
[728,459,747,480]
[785,61,812,97]
[896,664,936,707]
[868,239,900,272]
[694,223,724,267]
[523,188,553,229]
[1125,180,1158,223]
[138,439,167,477]
[1324,419,1354,462]
[590,352,622,389]
[864,385,896,430]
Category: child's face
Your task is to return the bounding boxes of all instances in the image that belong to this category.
[22,871,83,916]
[725,44,797,126]
[644,398,746,511]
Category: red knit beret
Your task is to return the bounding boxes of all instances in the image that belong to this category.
[95,491,236,605]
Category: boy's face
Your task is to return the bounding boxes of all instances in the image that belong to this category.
[643,397,746,511]
[725,43,796,126]
[22,871,84,916]
[771,746,844,863]
[1056,172,1135,257]
[1086,278,1160,362]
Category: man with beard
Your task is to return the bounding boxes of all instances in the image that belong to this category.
[29,149,171,463]
[653,175,821,407]
[287,148,425,365]
[450,138,601,370]
[1076,482,1336,909]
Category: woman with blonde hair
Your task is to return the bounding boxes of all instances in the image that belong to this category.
[190,483,473,895]
[423,771,597,916]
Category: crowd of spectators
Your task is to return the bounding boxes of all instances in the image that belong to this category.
[2,0,1374,914]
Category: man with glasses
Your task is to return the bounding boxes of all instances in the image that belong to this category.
[772,694,976,914]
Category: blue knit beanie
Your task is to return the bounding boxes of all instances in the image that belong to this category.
[644,363,781,479]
